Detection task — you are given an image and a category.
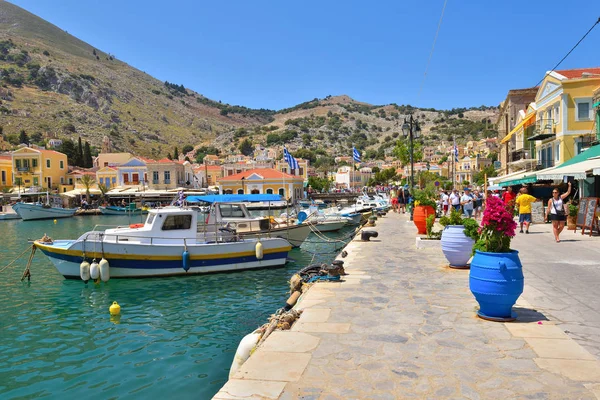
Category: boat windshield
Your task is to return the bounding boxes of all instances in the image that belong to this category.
[161,214,192,230]
[218,204,245,218]
[146,213,155,225]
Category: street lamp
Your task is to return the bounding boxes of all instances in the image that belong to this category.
[401,115,421,193]
[402,115,421,221]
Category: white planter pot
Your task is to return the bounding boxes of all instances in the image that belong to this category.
[415,236,442,249]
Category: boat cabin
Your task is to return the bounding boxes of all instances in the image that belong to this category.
[205,202,272,233]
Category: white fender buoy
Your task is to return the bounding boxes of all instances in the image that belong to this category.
[255,241,263,260]
[80,261,90,282]
[90,260,100,280]
[99,258,110,282]
[229,331,261,378]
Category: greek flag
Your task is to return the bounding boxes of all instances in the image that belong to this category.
[353,146,361,163]
[453,144,459,162]
[283,147,299,171]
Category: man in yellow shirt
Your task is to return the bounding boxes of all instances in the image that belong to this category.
[515,187,538,234]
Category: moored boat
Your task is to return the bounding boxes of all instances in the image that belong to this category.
[0,205,20,220]
[34,207,291,279]
[13,202,76,221]
[99,204,148,215]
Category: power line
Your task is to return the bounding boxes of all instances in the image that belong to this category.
[418,0,449,101]
[534,16,600,87]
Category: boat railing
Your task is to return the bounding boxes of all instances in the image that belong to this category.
[80,225,245,245]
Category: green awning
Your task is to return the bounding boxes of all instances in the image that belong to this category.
[593,101,600,107]
[498,173,537,187]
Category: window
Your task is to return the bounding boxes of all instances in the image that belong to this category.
[266,188,273,194]
[279,188,285,196]
[555,142,560,162]
[554,104,560,124]
[1,170,5,183]
[576,100,591,121]
[164,170,171,184]
[153,171,159,183]
[576,139,584,155]
[60,177,64,184]
[15,159,21,169]
[32,159,37,168]
[161,214,192,230]
[123,174,129,183]
[112,177,116,185]
[46,159,50,168]
[146,213,155,225]
[99,178,104,185]
[219,204,245,218]
[237,189,244,194]
[69,178,73,185]
[60,160,64,169]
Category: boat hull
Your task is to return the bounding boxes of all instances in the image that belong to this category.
[13,203,77,221]
[239,223,311,248]
[35,238,291,279]
[312,221,346,232]
[99,206,148,215]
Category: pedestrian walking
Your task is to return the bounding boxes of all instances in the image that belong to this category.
[441,190,449,215]
[390,186,398,213]
[461,188,474,218]
[515,187,538,234]
[449,189,461,211]
[546,182,572,243]
[473,189,483,219]
[398,186,407,214]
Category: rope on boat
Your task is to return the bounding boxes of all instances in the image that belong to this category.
[20,245,37,282]
[0,245,34,274]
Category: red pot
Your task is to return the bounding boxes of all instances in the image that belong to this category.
[413,205,436,234]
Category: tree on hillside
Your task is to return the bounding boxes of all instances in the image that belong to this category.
[239,139,253,156]
[182,145,194,154]
[19,129,28,145]
[173,147,179,160]
[59,139,78,166]
[76,137,84,167]
[83,141,93,168]
[167,152,173,160]
[393,139,423,166]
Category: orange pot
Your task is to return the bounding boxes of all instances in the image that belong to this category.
[413,205,436,234]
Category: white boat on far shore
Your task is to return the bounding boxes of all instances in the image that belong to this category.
[0,204,20,220]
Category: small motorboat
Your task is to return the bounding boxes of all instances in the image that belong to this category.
[35,207,291,279]
[99,204,148,215]
[0,205,20,220]
[13,193,77,221]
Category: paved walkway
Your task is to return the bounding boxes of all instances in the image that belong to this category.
[214,213,600,399]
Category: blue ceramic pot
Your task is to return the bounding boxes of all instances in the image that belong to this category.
[441,225,474,268]
[469,250,524,320]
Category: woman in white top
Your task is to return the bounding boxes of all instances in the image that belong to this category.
[546,182,571,243]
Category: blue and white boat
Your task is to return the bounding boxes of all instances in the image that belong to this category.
[13,193,77,221]
[35,207,291,279]
[99,204,148,215]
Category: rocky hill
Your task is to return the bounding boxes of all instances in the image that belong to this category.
[0,2,498,161]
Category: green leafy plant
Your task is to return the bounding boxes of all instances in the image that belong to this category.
[426,214,441,239]
[473,196,517,253]
[567,203,578,217]
[412,188,437,209]
[439,209,479,241]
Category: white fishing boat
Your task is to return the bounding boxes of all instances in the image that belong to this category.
[298,208,349,232]
[0,204,20,220]
[188,194,312,248]
[34,207,291,279]
[13,193,77,221]
[99,204,149,215]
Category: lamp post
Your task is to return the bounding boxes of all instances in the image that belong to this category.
[402,115,421,221]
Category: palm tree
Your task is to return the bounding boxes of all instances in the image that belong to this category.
[78,175,96,203]
[98,183,109,204]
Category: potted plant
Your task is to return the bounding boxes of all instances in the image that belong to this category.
[566,203,578,230]
[439,210,479,269]
[412,189,437,235]
[469,196,523,322]
[416,214,442,249]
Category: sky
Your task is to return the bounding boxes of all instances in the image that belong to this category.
[9,0,600,111]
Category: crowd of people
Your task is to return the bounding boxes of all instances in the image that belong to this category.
[435,183,573,243]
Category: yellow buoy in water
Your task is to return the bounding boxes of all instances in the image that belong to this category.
[109,301,121,316]
[53,219,57,224]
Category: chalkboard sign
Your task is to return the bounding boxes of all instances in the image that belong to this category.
[582,197,599,236]
[531,201,545,224]
[576,198,588,229]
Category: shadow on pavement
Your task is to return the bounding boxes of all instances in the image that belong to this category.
[512,307,550,323]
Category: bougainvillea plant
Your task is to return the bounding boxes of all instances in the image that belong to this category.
[473,195,517,253]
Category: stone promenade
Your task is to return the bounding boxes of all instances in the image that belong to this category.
[214,213,600,399]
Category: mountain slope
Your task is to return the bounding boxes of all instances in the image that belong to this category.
[0,1,271,157]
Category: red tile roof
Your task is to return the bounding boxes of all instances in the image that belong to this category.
[555,67,600,79]
[0,154,11,160]
[219,168,301,181]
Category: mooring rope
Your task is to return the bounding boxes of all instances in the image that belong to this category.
[0,245,34,274]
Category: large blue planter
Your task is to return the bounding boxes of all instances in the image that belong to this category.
[469,250,524,321]
[441,225,474,269]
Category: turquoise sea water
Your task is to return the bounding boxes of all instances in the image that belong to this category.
[0,215,352,399]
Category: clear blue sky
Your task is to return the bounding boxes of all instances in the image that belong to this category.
[9,0,600,111]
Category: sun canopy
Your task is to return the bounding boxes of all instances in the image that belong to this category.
[536,157,600,180]
[186,194,283,203]
[500,113,536,144]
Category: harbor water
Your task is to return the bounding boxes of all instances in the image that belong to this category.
[0,215,353,399]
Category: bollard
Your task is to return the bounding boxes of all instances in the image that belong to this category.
[361,230,378,241]
[331,260,346,275]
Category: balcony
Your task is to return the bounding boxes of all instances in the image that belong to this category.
[16,166,30,172]
[508,149,537,171]
[536,159,555,170]
[528,119,555,141]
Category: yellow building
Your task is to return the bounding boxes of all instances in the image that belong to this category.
[96,167,118,189]
[12,146,68,191]
[218,168,304,202]
[503,68,600,170]
[275,158,309,181]
[96,152,133,168]
[0,154,13,189]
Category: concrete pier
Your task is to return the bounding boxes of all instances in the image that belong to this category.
[214,213,600,399]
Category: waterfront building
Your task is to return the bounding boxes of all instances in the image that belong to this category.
[0,153,13,189]
[335,165,371,189]
[594,86,600,142]
[496,87,538,175]
[205,165,223,186]
[96,152,133,168]
[275,158,309,181]
[116,157,148,187]
[147,158,185,190]
[455,156,491,185]
[11,146,68,191]
[217,168,304,201]
[96,167,118,189]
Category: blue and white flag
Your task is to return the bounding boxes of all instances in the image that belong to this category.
[353,146,361,163]
[283,147,299,171]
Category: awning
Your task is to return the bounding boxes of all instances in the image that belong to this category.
[593,101,600,107]
[498,171,538,187]
[537,157,600,180]
[491,170,527,185]
[186,194,283,203]
[500,113,536,144]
